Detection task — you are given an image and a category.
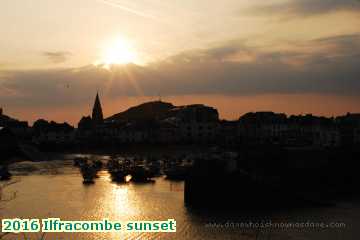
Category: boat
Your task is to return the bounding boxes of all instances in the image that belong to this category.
[80,163,97,184]
[130,166,154,183]
[109,169,127,183]
[107,158,129,183]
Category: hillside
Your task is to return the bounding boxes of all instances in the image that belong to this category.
[106,101,175,122]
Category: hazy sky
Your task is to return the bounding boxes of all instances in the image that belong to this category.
[1,0,360,124]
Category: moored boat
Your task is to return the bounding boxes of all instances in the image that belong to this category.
[80,163,97,184]
[129,166,154,183]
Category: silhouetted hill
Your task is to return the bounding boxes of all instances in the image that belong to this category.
[0,113,16,123]
[106,101,175,122]
[0,110,27,128]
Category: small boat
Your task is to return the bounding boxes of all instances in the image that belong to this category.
[107,158,129,183]
[110,169,127,183]
[130,166,154,183]
[80,163,97,184]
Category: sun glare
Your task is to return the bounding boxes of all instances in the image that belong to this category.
[97,37,138,67]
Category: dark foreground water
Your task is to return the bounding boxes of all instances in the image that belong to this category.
[0,155,359,240]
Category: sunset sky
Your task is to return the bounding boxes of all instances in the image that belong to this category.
[1,0,360,125]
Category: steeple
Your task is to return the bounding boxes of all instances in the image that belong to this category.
[92,92,104,125]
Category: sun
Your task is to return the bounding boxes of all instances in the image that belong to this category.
[98,37,138,67]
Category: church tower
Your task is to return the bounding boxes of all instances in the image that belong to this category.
[92,92,104,125]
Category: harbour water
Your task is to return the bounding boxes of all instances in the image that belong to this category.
[0,155,359,240]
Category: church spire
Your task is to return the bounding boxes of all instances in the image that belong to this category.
[92,92,104,125]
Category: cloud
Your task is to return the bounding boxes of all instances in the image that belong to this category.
[248,0,360,17]
[43,51,72,63]
[1,33,360,110]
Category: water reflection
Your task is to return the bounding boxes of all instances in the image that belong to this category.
[1,164,190,239]
[0,157,359,239]
[112,185,138,217]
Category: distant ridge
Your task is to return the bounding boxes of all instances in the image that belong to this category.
[106,101,175,122]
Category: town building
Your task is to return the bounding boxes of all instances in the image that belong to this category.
[32,119,75,144]
[336,113,360,146]
[171,104,219,143]
[238,112,288,145]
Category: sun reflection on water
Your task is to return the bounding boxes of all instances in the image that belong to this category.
[107,184,137,220]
